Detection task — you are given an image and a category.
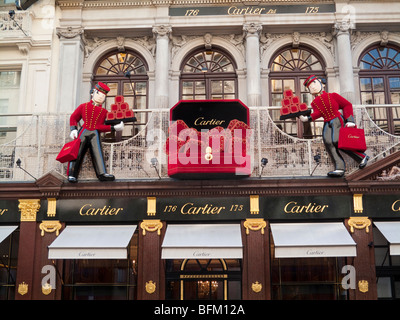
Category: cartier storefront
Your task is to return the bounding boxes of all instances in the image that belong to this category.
[0,172,398,301]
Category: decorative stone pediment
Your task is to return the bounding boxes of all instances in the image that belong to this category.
[35,171,64,197]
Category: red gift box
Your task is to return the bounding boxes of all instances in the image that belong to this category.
[120,102,129,110]
[111,104,118,112]
[290,105,299,113]
[299,103,308,111]
[338,126,367,152]
[116,111,124,119]
[106,112,115,120]
[283,90,294,99]
[280,106,290,116]
[281,98,291,107]
[124,110,134,118]
[56,138,81,163]
[115,96,124,104]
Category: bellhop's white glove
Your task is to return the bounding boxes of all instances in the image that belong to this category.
[113,121,124,132]
[70,129,78,140]
[345,122,356,127]
[299,115,309,122]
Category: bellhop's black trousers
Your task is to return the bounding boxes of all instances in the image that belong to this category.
[68,129,107,179]
[322,116,366,171]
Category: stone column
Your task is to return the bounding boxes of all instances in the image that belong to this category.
[55,27,84,113]
[153,25,172,109]
[243,23,262,107]
[334,21,356,103]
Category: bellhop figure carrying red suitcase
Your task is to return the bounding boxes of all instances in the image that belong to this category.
[65,82,124,183]
[300,75,369,177]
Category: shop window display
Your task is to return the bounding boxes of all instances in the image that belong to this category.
[61,232,138,300]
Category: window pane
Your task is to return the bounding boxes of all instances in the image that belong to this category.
[283,79,295,92]
[361,92,373,105]
[373,78,384,91]
[211,81,222,94]
[374,92,385,104]
[271,80,282,93]
[123,83,134,96]
[377,277,392,298]
[224,81,235,94]
[271,93,283,106]
[195,81,205,94]
[360,78,371,91]
[390,77,400,90]
[182,82,193,95]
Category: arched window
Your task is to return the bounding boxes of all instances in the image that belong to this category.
[180,48,237,100]
[269,46,326,138]
[93,50,148,139]
[359,44,400,134]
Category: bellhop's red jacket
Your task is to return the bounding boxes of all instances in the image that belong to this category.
[70,101,112,132]
[310,91,354,122]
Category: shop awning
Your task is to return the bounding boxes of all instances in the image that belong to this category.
[48,225,137,259]
[0,226,17,243]
[270,222,356,258]
[374,222,400,255]
[161,224,243,259]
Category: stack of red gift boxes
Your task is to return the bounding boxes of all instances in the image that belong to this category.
[105,96,136,124]
[279,89,310,120]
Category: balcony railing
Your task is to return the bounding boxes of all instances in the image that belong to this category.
[0,11,32,38]
[1,105,400,182]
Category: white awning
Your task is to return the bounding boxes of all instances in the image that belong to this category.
[48,225,137,259]
[161,224,243,259]
[270,222,356,258]
[0,226,17,243]
[374,222,400,255]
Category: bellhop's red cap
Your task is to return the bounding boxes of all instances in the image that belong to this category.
[95,82,110,95]
[303,75,318,88]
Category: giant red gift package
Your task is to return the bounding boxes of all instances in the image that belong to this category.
[279,90,310,120]
[165,100,252,179]
[105,95,137,124]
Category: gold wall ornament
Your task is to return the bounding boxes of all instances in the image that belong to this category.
[39,220,62,237]
[244,218,266,235]
[147,197,156,216]
[250,195,259,215]
[19,199,41,221]
[18,282,28,295]
[348,217,371,233]
[145,280,156,294]
[140,220,163,235]
[47,198,57,217]
[358,280,369,293]
[42,283,52,295]
[251,281,262,293]
[353,194,363,213]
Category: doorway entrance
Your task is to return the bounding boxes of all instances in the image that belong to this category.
[165,259,242,300]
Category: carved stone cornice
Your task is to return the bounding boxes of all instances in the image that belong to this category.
[56,26,84,40]
[243,22,262,38]
[152,25,172,39]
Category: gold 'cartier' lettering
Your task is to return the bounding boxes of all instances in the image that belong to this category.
[181,202,225,215]
[284,201,329,214]
[194,117,225,126]
[79,204,123,216]
[227,6,267,15]
[392,199,400,212]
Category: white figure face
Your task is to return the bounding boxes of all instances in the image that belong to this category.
[308,79,324,95]
[92,89,106,105]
